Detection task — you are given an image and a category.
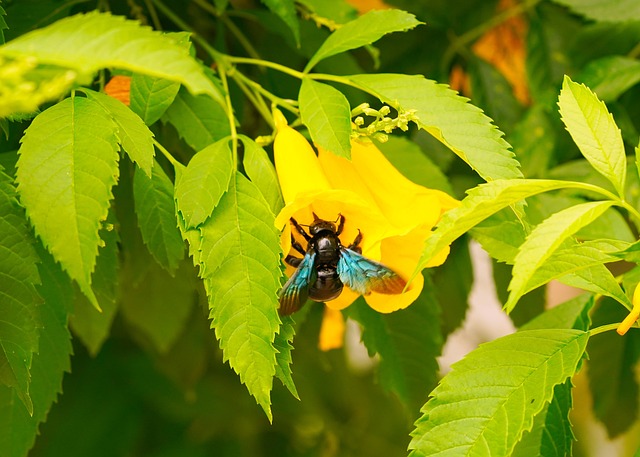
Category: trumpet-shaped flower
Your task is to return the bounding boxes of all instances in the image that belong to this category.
[273,110,458,347]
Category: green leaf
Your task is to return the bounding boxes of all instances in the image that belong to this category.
[120,259,195,354]
[346,274,442,412]
[133,163,185,273]
[521,294,594,331]
[512,381,575,457]
[409,329,589,457]
[471,212,528,264]
[261,0,300,46]
[174,139,234,229]
[587,298,640,437]
[579,56,640,102]
[129,74,180,125]
[0,11,222,101]
[558,263,630,308]
[239,135,284,215]
[162,86,230,152]
[82,89,155,177]
[0,245,73,457]
[510,105,557,178]
[195,172,283,420]
[69,213,120,356]
[348,73,523,182]
[299,78,351,159]
[16,96,120,309]
[506,201,615,313]
[0,168,41,414]
[305,10,421,71]
[414,179,590,275]
[551,0,640,22]
[273,315,298,399]
[558,76,626,197]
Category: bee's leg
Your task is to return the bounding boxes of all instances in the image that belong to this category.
[291,233,306,256]
[290,217,312,242]
[348,229,363,254]
[335,213,345,236]
[285,255,302,267]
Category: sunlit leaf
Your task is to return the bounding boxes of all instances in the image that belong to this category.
[130,74,180,125]
[162,87,230,152]
[348,73,523,182]
[174,139,234,229]
[133,163,185,273]
[558,263,630,307]
[0,11,221,100]
[16,96,119,308]
[82,89,155,177]
[409,329,589,456]
[0,168,41,414]
[558,76,626,197]
[305,9,421,71]
[195,172,283,420]
[240,135,284,214]
[299,78,351,159]
[506,201,615,312]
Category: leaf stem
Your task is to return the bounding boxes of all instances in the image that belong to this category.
[225,56,306,79]
[153,139,180,167]
[589,322,628,337]
[218,65,238,169]
[231,69,298,114]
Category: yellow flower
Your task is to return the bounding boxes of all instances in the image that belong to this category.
[617,285,640,336]
[273,109,458,347]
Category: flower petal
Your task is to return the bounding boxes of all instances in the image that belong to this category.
[319,307,345,350]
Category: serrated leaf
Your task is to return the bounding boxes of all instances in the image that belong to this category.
[0,245,73,457]
[0,168,41,414]
[305,10,421,71]
[261,0,300,46]
[558,263,630,307]
[587,298,640,437]
[133,162,185,273]
[16,96,119,309]
[551,0,640,22]
[506,201,615,313]
[129,74,180,125]
[346,274,442,412]
[174,139,234,229]
[196,172,283,420]
[0,11,221,101]
[120,259,195,354]
[299,78,351,159]
[69,212,120,356]
[471,214,527,264]
[240,135,284,215]
[162,86,230,152]
[512,381,575,457]
[348,73,522,182]
[579,56,640,102]
[558,76,626,197]
[82,89,155,177]
[409,329,589,457]
[273,315,298,399]
[414,179,593,275]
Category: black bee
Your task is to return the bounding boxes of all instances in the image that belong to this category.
[278,213,406,315]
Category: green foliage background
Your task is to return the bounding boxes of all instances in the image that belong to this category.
[1,0,640,456]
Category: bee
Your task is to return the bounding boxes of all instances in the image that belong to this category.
[278,213,406,315]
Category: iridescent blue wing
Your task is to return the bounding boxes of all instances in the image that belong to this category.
[337,248,406,296]
[278,251,316,315]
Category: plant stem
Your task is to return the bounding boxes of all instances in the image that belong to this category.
[143,0,163,31]
[218,65,238,168]
[589,322,628,337]
[153,139,181,167]
[231,69,274,128]
[226,56,306,79]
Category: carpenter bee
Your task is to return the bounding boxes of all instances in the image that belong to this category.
[278,213,406,315]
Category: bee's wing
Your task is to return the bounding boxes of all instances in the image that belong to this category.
[278,251,316,315]
[337,248,406,296]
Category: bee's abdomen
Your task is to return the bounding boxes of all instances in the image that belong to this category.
[309,266,343,302]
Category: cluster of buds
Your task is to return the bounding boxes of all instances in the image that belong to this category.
[350,103,418,143]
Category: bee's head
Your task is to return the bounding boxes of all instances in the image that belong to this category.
[309,212,336,236]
